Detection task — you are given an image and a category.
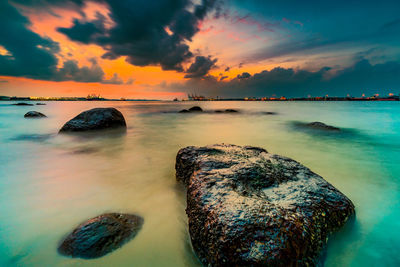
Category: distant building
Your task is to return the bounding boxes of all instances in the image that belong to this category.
[188,93,206,101]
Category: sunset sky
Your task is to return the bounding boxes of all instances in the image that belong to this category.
[1,0,400,99]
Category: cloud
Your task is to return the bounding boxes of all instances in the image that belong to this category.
[52,59,104,82]
[101,73,124,85]
[184,55,217,78]
[126,77,135,85]
[0,1,109,83]
[0,1,59,79]
[165,59,400,98]
[57,12,106,44]
[236,72,251,79]
[58,0,219,71]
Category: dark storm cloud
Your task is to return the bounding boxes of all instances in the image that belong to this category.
[57,0,219,71]
[236,72,251,79]
[0,1,59,79]
[53,59,104,82]
[12,0,84,6]
[168,59,400,98]
[57,13,106,44]
[0,1,126,83]
[184,56,217,78]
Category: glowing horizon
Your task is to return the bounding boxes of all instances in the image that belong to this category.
[1,0,400,99]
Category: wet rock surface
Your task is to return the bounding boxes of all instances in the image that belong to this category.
[176,144,355,266]
[305,121,340,131]
[59,108,126,132]
[58,213,144,259]
[24,111,46,118]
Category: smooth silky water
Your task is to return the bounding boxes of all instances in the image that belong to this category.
[0,101,399,266]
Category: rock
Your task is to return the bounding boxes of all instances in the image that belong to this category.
[12,102,33,106]
[10,133,53,142]
[214,109,239,113]
[58,213,144,259]
[176,144,355,266]
[188,106,203,112]
[262,111,278,115]
[59,108,126,132]
[306,122,340,131]
[36,103,46,105]
[24,111,47,118]
[179,109,190,113]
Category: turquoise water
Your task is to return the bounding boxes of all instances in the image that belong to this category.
[0,101,399,266]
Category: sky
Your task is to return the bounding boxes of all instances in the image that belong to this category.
[0,0,400,99]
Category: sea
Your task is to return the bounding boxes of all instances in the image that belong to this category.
[0,100,399,266]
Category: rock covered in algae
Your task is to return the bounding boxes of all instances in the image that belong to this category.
[176,144,355,266]
[58,213,143,259]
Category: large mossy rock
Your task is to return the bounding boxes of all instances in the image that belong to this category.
[59,108,126,132]
[176,144,355,266]
[58,213,144,259]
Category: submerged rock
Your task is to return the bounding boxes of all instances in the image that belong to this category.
[59,108,126,132]
[10,133,53,142]
[58,213,144,259]
[188,106,203,112]
[176,144,355,266]
[306,121,340,131]
[24,111,46,118]
[262,111,278,115]
[178,106,203,113]
[12,102,33,106]
[215,109,239,113]
[36,103,46,105]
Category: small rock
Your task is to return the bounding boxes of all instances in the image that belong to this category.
[188,106,203,112]
[225,109,238,113]
[12,102,33,106]
[306,121,340,131]
[59,108,126,133]
[58,213,144,259]
[262,111,277,115]
[179,109,190,113]
[24,111,47,118]
[36,103,46,105]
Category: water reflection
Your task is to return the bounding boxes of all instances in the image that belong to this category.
[0,101,399,266]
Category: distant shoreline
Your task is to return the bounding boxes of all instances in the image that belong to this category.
[1,95,399,102]
[1,99,399,102]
